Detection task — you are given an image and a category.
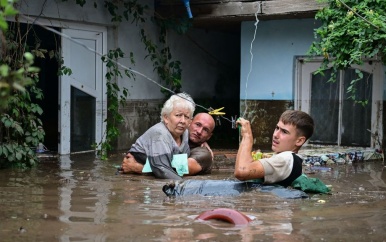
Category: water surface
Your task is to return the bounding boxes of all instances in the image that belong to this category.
[0,153,385,241]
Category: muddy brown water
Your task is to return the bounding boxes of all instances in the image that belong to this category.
[1,153,386,241]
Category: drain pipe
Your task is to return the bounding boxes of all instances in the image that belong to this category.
[182,0,193,18]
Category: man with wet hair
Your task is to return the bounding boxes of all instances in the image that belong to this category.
[121,112,216,176]
[235,110,314,187]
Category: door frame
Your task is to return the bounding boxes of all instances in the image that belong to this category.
[59,26,107,155]
[18,18,107,155]
[294,57,383,148]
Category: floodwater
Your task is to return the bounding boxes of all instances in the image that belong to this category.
[1,153,386,242]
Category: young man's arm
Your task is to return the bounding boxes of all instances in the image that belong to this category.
[234,118,265,181]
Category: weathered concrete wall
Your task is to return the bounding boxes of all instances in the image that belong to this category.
[117,99,163,151]
[116,96,242,151]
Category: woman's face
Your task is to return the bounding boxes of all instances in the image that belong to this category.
[163,107,192,139]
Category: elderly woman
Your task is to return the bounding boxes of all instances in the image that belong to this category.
[123,93,195,180]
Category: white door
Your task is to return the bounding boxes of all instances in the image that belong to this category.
[295,58,383,148]
[59,28,106,155]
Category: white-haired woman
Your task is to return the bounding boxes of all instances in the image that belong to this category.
[124,93,195,180]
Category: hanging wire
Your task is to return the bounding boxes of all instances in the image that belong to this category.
[19,14,236,124]
[241,4,260,119]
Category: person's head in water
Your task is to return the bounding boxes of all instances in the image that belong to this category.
[188,113,215,146]
[160,93,195,139]
[272,110,314,153]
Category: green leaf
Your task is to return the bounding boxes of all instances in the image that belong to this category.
[0,64,9,76]
[15,152,22,160]
[4,118,12,128]
[0,19,8,31]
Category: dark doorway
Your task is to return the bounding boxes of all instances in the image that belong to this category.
[19,23,60,152]
[70,87,96,152]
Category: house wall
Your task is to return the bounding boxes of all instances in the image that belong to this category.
[240,18,319,150]
[241,18,318,100]
[17,0,241,151]
[241,18,386,150]
[115,24,241,150]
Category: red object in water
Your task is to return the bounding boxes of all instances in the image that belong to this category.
[195,208,252,225]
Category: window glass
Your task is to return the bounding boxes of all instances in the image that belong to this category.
[310,69,339,145]
[341,68,372,146]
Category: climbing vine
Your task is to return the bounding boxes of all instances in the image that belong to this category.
[0,18,45,168]
[90,0,191,158]
[0,0,192,167]
[94,48,134,160]
[0,0,23,110]
[309,0,386,102]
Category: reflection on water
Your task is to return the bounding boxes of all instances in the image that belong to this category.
[0,153,385,241]
[58,154,112,241]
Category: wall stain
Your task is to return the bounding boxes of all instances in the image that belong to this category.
[117,100,162,151]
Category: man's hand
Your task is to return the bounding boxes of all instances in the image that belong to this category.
[121,153,144,174]
[200,142,213,160]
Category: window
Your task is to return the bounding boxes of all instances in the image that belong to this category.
[295,58,383,147]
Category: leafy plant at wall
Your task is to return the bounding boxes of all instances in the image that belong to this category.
[0,0,23,110]
[0,18,45,168]
[140,16,192,96]
[102,0,189,95]
[84,0,190,158]
[94,48,133,160]
[61,0,190,158]
[309,0,386,103]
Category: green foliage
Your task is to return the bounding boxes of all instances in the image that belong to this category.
[0,1,46,169]
[0,0,18,31]
[90,1,189,157]
[0,50,44,169]
[309,0,386,102]
[140,28,182,95]
[94,48,132,159]
[0,0,21,109]
[104,0,147,24]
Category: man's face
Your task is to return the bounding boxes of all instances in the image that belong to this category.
[189,114,214,145]
[271,120,304,153]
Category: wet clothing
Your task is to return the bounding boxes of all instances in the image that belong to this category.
[189,146,212,175]
[259,151,303,187]
[128,122,189,180]
[163,180,309,199]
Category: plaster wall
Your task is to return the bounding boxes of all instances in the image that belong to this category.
[16,0,241,151]
[17,0,111,25]
[240,18,318,100]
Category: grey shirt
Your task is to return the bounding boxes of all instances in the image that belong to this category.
[129,122,189,180]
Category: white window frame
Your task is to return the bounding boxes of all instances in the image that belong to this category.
[294,57,383,148]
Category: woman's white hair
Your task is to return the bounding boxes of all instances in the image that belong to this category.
[160,93,195,121]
